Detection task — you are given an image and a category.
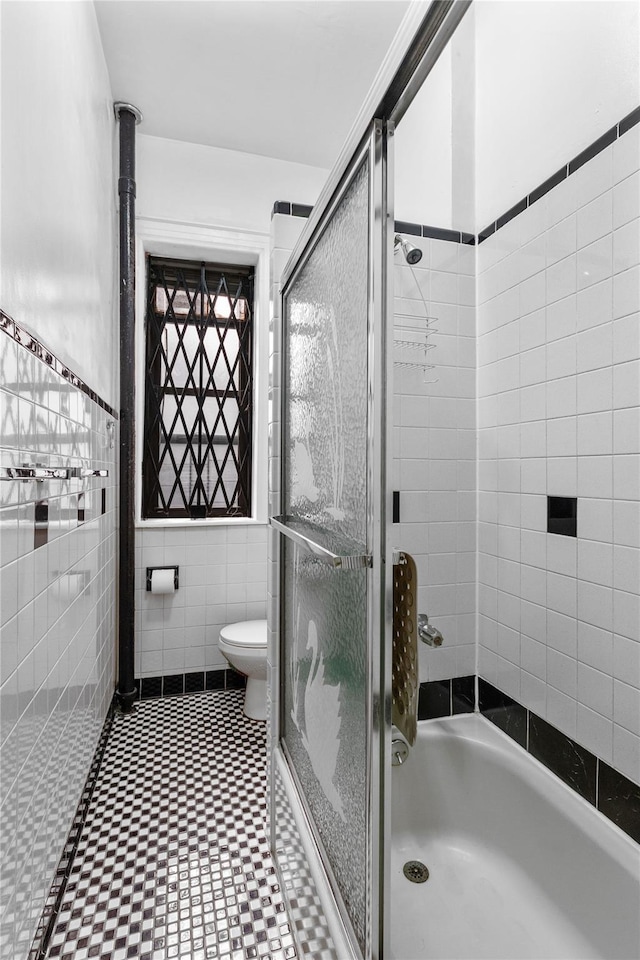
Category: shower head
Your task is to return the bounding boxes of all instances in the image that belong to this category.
[394,235,423,265]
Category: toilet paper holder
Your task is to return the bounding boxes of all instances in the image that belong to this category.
[146,566,179,591]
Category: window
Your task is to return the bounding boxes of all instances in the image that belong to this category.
[142,256,254,519]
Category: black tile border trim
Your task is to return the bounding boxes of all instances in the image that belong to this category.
[274,106,640,251]
[137,668,246,700]
[272,204,476,246]
[529,711,596,804]
[478,677,527,747]
[0,308,118,419]
[478,104,640,243]
[479,678,640,845]
[390,220,476,245]
[28,696,117,960]
[272,201,313,219]
[390,220,476,246]
[417,675,475,720]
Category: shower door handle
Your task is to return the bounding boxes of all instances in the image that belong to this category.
[270,515,372,570]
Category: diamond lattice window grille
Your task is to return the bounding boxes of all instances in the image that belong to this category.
[142,256,254,519]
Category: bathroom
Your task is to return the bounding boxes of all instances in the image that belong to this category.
[0,0,638,958]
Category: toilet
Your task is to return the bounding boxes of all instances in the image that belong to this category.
[219,619,268,721]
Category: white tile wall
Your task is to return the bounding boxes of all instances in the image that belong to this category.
[478,131,640,785]
[0,332,117,957]
[393,235,477,682]
[134,523,268,677]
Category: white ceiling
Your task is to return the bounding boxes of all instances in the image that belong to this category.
[95,0,410,170]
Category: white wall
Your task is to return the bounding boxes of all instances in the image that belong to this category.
[395,45,453,227]
[0,0,118,407]
[475,0,640,229]
[394,7,475,231]
[0,3,118,957]
[137,134,329,235]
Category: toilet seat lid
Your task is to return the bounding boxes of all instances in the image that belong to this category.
[219,619,267,648]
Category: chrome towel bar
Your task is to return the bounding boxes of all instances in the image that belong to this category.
[270,515,372,570]
[1,466,108,481]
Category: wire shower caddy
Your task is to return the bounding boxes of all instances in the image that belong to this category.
[393,248,439,383]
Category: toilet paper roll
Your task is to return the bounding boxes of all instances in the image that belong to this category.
[150,568,176,594]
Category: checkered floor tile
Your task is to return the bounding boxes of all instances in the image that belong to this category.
[44,692,299,960]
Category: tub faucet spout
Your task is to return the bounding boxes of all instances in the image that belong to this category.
[418,613,443,647]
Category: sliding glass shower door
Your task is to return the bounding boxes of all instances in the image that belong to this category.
[273,122,393,959]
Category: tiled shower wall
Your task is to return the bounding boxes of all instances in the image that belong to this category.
[0,321,117,957]
[477,122,640,785]
[393,233,476,681]
[134,524,267,679]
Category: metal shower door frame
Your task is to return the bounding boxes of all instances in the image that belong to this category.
[271,118,394,960]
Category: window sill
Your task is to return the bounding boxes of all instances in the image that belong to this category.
[135,517,268,529]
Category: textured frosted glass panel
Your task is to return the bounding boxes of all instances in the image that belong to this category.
[281,159,370,952]
[283,160,369,545]
[282,538,367,949]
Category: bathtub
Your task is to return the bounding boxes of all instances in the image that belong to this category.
[391,714,640,960]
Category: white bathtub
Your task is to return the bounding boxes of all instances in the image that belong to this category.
[391,714,640,960]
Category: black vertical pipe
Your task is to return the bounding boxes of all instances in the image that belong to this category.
[115,102,142,713]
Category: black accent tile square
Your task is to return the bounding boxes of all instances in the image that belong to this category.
[226,669,246,690]
[460,232,476,246]
[162,674,184,697]
[477,222,497,244]
[394,219,421,237]
[272,201,291,216]
[568,125,617,174]
[529,713,596,804]
[35,500,49,549]
[77,492,85,525]
[528,165,567,206]
[547,495,577,537]
[139,677,162,700]
[496,197,527,231]
[598,762,640,843]
[478,678,527,747]
[452,676,475,714]
[422,224,460,244]
[418,680,451,720]
[101,488,106,515]
[291,203,313,219]
[205,669,226,691]
[392,491,400,524]
[619,105,640,136]
[185,672,205,693]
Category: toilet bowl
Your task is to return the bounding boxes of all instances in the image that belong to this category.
[219,619,268,721]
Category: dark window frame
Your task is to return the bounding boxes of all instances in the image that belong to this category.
[142,255,254,520]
